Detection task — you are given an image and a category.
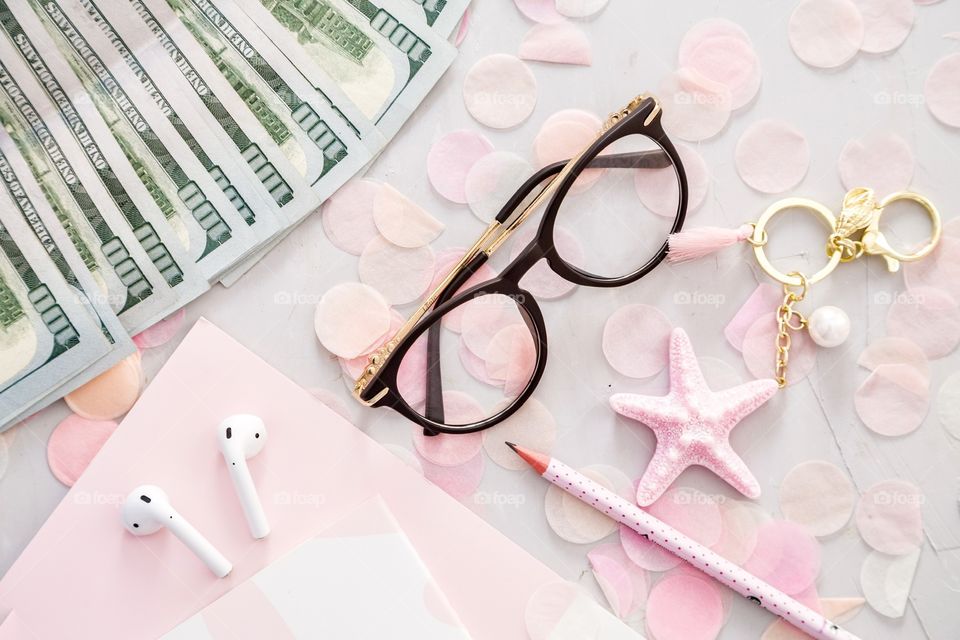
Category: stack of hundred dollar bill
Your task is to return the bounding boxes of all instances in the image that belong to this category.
[0,0,466,428]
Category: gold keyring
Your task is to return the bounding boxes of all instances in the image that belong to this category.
[752,197,843,287]
[862,191,943,264]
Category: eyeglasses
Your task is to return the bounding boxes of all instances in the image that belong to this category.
[353,95,688,434]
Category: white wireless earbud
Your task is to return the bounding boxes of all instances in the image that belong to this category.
[121,485,232,578]
[218,414,270,539]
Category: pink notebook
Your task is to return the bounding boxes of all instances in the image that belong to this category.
[0,319,569,638]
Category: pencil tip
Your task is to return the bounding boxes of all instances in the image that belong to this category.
[505,441,518,451]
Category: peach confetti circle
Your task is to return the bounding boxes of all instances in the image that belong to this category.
[735,119,810,193]
[481,398,556,470]
[463,54,537,129]
[358,237,435,305]
[64,353,143,421]
[314,282,392,359]
[886,286,960,358]
[854,363,929,436]
[779,460,856,536]
[789,0,865,68]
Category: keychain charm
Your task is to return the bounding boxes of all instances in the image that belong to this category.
[669,187,942,386]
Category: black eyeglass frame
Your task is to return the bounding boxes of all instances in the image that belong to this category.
[353,96,688,435]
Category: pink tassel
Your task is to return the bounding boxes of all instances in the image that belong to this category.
[667,224,754,263]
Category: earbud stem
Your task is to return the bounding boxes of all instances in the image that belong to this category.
[167,508,233,578]
[227,459,271,539]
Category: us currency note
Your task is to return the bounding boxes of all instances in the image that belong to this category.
[0,0,208,320]
[0,134,135,426]
[0,29,206,333]
[231,0,456,138]
[0,173,120,427]
[94,0,316,239]
[22,0,265,282]
[399,0,470,36]
[59,0,273,241]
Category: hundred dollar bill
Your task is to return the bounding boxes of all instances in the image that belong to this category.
[159,0,378,189]
[0,34,205,333]
[231,0,456,138]
[0,135,134,428]
[56,0,270,238]
[0,174,121,429]
[397,0,470,36]
[100,0,316,222]
[25,0,264,281]
[0,4,210,305]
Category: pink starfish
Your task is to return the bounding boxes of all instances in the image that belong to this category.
[610,328,778,506]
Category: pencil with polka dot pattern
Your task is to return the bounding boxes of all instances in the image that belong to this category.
[506,442,862,640]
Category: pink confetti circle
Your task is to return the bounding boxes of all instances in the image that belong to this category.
[684,36,761,109]
[513,0,565,24]
[658,67,732,142]
[47,414,117,486]
[620,523,682,572]
[602,304,672,378]
[744,520,822,595]
[645,573,724,640]
[857,0,916,54]
[427,130,494,203]
[133,308,186,349]
[411,393,484,466]
[788,0,865,69]
[544,108,602,131]
[838,132,914,195]
[855,479,924,555]
[925,53,960,128]
[465,151,533,222]
[314,282,392,359]
[742,314,816,385]
[885,286,960,358]
[854,363,930,436]
[321,179,382,255]
[634,142,709,217]
[358,237,435,305]
[555,0,609,19]
[903,235,960,302]
[519,23,593,66]
[481,398,556,470]
[64,353,143,421]
[419,450,484,500]
[857,336,929,381]
[678,19,752,64]
[735,119,810,193]
[463,54,537,129]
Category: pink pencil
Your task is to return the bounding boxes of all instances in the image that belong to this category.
[507,443,861,640]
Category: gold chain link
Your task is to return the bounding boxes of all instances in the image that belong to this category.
[774,272,808,388]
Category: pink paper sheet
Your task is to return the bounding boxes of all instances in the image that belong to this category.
[0,319,558,639]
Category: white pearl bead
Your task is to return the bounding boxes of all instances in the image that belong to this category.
[807,305,850,348]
